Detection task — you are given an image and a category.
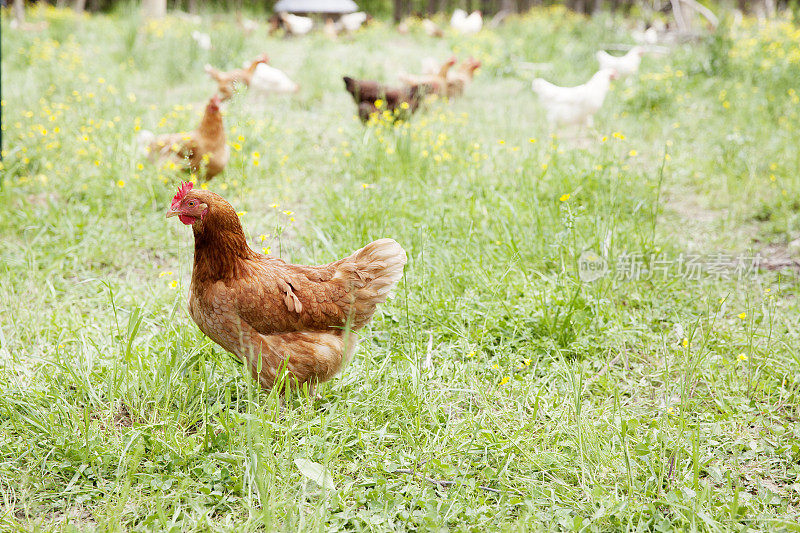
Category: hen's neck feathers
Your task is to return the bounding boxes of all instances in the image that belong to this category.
[197,105,223,141]
[192,196,256,282]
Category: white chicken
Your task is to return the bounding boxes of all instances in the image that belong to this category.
[191,31,212,50]
[279,12,313,35]
[532,68,618,128]
[422,18,443,37]
[450,9,482,34]
[596,47,644,77]
[336,11,368,33]
[250,62,300,95]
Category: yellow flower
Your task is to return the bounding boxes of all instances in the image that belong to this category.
[200,183,209,190]
[612,132,625,140]
[529,138,537,143]
[374,99,384,109]
[499,376,510,386]
[682,338,688,347]
[237,211,247,217]
[170,280,178,288]
[722,101,730,109]
[282,210,294,216]
[559,194,570,202]
[498,140,505,145]
[400,102,409,110]
[738,353,748,361]
[466,351,476,358]
[117,180,125,188]
[737,312,746,320]
[159,271,173,278]
[601,136,608,142]
[492,363,499,369]
[262,247,271,255]
[765,288,771,294]
[259,234,268,242]
[522,358,531,366]
[628,150,637,157]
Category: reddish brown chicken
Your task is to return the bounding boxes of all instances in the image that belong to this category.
[204,54,268,101]
[140,95,229,180]
[166,182,407,393]
[343,76,430,122]
[445,57,481,98]
[398,56,457,96]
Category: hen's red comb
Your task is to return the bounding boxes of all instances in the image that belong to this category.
[171,181,193,209]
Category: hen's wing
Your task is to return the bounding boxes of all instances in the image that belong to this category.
[234,239,406,335]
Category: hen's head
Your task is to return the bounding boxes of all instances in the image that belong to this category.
[207,94,222,112]
[166,182,211,225]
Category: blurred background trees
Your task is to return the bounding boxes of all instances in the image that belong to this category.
[4,0,791,23]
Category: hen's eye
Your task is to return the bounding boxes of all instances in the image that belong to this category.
[188,200,195,207]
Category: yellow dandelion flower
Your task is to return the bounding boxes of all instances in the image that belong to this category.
[158,271,173,278]
[529,138,537,143]
[117,180,125,188]
[262,247,271,255]
[498,140,505,145]
[628,150,637,157]
[374,99,384,109]
[737,312,746,320]
[200,183,209,190]
[601,136,608,142]
[259,234,268,242]
[682,338,688,347]
[466,351,476,358]
[499,376,510,386]
[400,102,409,110]
[237,211,247,217]
[559,193,570,202]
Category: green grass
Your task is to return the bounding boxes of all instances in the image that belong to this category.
[3,4,800,531]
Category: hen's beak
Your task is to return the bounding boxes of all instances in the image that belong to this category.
[165,208,180,218]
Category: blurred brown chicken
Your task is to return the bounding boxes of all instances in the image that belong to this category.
[166,182,407,394]
[398,56,456,96]
[204,55,268,101]
[138,95,229,180]
[343,76,431,122]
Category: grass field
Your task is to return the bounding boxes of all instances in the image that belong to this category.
[3,4,800,530]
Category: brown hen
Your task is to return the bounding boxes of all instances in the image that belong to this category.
[141,95,229,180]
[166,182,407,394]
[204,54,268,101]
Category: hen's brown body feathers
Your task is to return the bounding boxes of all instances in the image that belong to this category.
[172,188,407,391]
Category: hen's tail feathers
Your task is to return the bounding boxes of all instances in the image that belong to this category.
[204,64,221,81]
[341,239,407,328]
[136,130,155,157]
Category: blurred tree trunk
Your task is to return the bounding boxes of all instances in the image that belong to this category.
[427,0,436,14]
[142,0,166,18]
[75,0,87,14]
[188,0,197,13]
[13,0,25,24]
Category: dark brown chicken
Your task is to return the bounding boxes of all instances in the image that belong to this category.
[343,76,430,122]
[166,182,407,394]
